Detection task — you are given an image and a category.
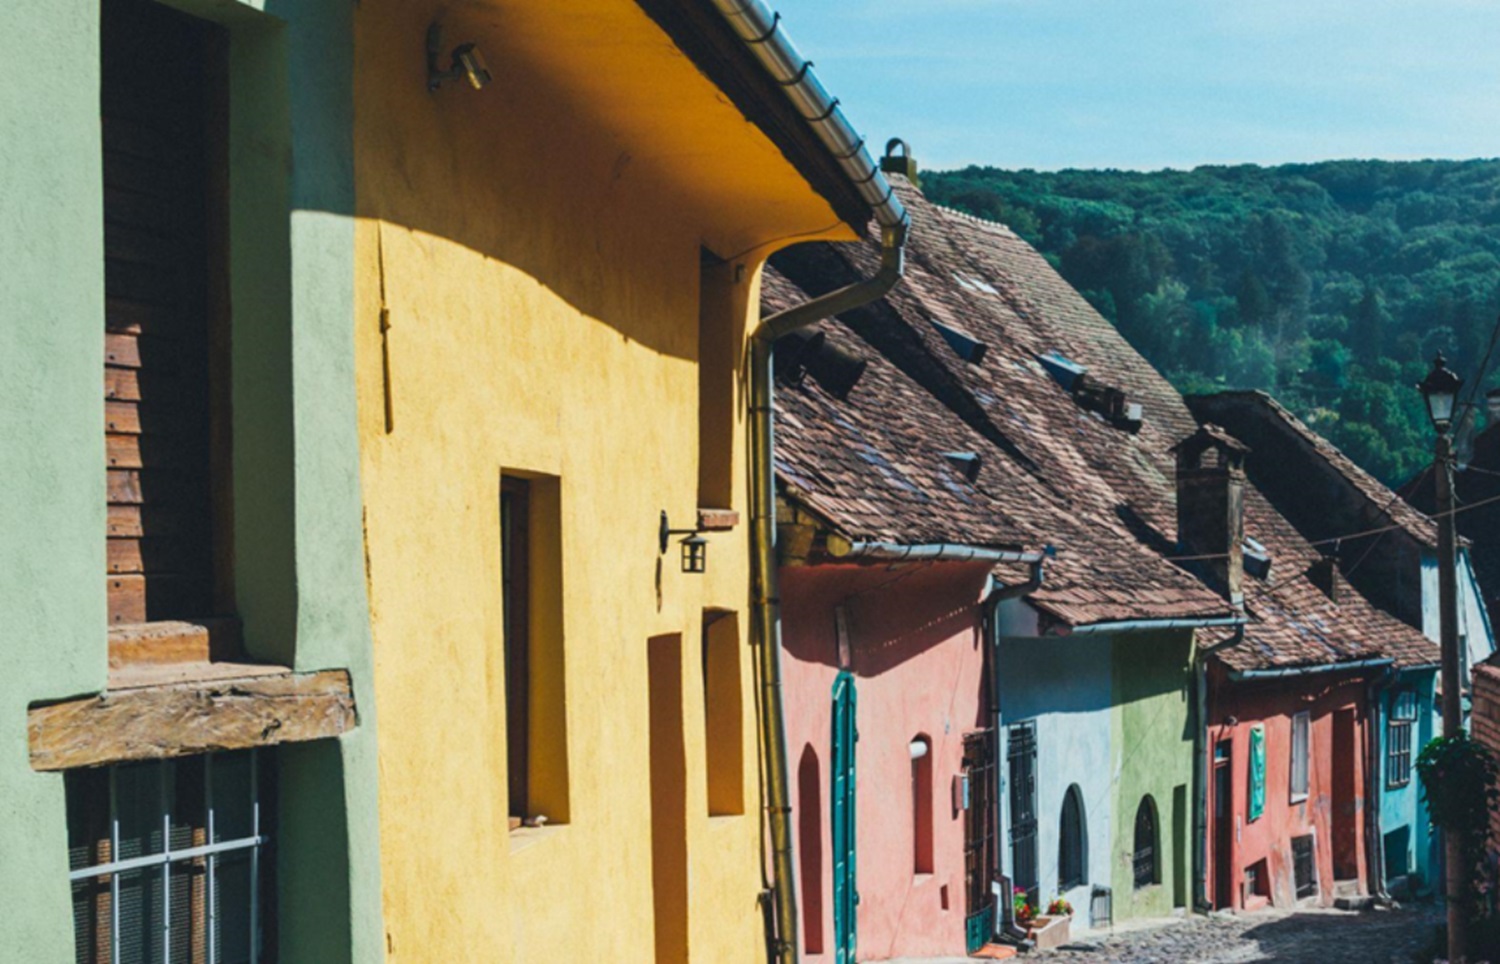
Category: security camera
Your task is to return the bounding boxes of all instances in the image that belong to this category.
[427,24,491,92]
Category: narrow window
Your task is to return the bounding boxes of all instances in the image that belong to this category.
[911,735,933,874]
[798,745,824,954]
[502,473,568,827]
[501,477,531,823]
[66,751,273,963]
[1290,712,1310,802]
[103,0,232,627]
[702,610,744,816]
[1291,833,1318,898]
[1386,690,1416,788]
[1132,796,1159,889]
[1058,784,1086,890]
[696,251,736,508]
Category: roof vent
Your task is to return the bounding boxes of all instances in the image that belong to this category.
[1037,351,1143,431]
[1242,535,1271,580]
[773,329,868,400]
[1038,351,1086,391]
[931,320,988,364]
[881,138,920,184]
[942,452,982,483]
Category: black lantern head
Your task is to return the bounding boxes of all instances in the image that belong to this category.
[681,534,708,574]
[1418,353,1463,433]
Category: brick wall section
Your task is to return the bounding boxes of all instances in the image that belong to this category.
[1472,660,1500,847]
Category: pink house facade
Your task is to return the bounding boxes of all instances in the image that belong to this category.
[780,560,997,960]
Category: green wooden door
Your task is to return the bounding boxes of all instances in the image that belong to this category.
[831,671,858,964]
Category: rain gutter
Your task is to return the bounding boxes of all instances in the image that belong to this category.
[708,10,912,960]
[833,541,1046,565]
[1228,657,1394,681]
[1064,615,1247,635]
[706,0,909,234]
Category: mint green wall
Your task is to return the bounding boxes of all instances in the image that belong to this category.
[0,0,382,960]
[1110,629,1196,920]
[0,1,109,957]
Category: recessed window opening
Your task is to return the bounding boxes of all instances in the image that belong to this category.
[1386,691,1416,788]
[697,252,735,508]
[911,735,933,874]
[66,750,273,964]
[501,472,568,827]
[1058,784,1087,890]
[1290,711,1311,802]
[1292,834,1318,898]
[798,744,824,954]
[103,0,233,628]
[1132,796,1159,890]
[702,610,744,816]
[502,477,531,822]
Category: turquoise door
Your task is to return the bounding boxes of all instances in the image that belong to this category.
[831,671,858,964]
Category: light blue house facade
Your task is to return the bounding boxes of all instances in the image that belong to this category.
[1378,548,1497,893]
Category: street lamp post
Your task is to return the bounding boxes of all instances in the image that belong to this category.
[1418,353,1467,962]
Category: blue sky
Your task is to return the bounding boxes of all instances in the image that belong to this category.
[783,0,1500,172]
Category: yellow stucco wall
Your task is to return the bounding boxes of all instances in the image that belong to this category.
[353,2,855,960]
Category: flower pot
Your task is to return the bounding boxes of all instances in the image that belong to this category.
[1028,913,1072,951]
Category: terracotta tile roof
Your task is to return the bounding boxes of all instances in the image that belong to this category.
[1191,390,1438,547]
[768,179,1435,669]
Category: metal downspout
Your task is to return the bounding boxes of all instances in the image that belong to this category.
[1195,625,1242,912]
[985,561,1044,942]
[750,226,906,964]
[1365,665,1397,902]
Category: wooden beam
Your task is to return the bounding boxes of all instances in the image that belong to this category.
[28,669,356,771]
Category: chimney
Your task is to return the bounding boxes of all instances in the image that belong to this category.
[1171,424,1250,608]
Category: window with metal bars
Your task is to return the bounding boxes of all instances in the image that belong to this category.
[1058,784,1086,890]
[1132,796,1159,890]
[66,750,272,964]
[1387,689,1417,788]
[1292,833,1317,899]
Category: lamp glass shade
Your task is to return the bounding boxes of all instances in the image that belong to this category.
[1418,354,1463,430]
[681,535,707,574]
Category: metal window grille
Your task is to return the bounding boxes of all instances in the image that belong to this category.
[1387,689,1416,789]
[1088,885,1112,929]
[1387,719,1413,788]
[1290,712,1310,801]
[1132,797,1158,890]
[1006,723,1038,896]
[67,750,268,964]
[1292,834,1317,898]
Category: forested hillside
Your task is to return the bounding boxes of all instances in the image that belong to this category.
[923,160,1500,484]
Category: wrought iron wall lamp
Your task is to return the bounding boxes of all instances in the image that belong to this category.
[660,511,708,574]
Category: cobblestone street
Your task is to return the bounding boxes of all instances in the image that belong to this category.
[1034,905,1451,963]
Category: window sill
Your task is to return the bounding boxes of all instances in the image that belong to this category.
[509,822,566,854]
[1290,793,1308,805]
[708,813,747,829]
[29,666,356,771]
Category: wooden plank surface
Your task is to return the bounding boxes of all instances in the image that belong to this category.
[28,669,356,771]
[105,332,141,368]
[108,469,142,504]
[108,574,146,624]
[105,401,141,434]
[105,367,140,401]
[107,538,143,574]
[106,433,141,469]
[108,504,143,538]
